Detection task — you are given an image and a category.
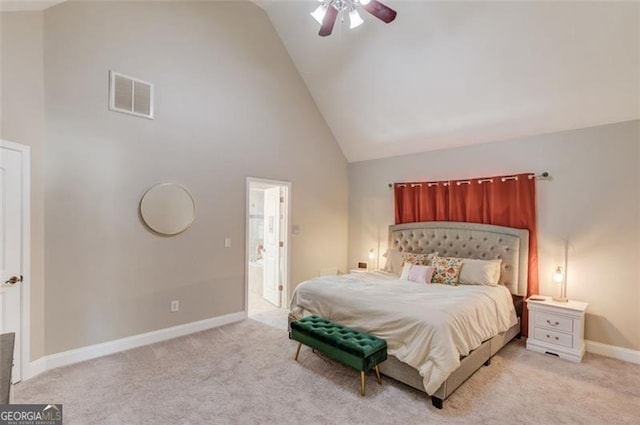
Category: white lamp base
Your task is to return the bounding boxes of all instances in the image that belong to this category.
[552,296,568,302]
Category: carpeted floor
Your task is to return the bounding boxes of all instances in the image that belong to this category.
[14,315,640,425]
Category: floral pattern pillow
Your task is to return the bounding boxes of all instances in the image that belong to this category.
[430,256,464,285]
[401,252,438,266]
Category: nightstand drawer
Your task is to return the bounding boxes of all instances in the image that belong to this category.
[533,311,573,333]
[533,327,573,348]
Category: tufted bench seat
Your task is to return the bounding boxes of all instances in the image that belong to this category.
[290,315,387,396]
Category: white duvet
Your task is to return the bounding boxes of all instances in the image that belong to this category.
[289,271,517,394]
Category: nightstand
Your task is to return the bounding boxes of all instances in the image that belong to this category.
[526,296,588,362]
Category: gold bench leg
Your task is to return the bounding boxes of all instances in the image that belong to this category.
[294,343,302,361]
[360,371,365,396]
[375,365,381,385]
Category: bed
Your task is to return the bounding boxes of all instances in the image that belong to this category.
[290,221,528,408]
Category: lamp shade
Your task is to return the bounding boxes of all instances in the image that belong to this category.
[311,4,328,24]
[553,266,564,283]
[552,265,568,302]
[349,9,364,28]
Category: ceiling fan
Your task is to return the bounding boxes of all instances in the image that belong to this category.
[310,0,397,37]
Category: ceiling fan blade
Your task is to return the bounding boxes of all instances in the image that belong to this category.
[319,5,339,37]
[362,0,397,24]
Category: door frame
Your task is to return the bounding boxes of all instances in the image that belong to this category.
[245,177,291,313]
[0,140,31,382]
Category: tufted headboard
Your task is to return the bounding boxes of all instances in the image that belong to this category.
[388,222,529,296]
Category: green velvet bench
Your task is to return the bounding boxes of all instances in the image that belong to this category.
[290,315,387,396]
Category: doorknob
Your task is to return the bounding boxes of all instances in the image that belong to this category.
[4,276,22,285]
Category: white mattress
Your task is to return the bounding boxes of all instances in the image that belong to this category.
[290,271,517,394]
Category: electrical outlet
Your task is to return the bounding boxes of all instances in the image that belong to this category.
[171,300,179,312]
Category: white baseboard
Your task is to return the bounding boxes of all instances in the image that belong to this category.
[585,340,640,364]
[24,357,46,380]
[25,311,247,380]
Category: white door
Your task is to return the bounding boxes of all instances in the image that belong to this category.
[262,187,281,307]
[0,146,23,382]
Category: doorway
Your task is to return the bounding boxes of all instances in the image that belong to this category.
[246,178,290,329]
[0,140,31,383]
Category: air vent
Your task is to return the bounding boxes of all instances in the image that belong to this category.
[109,71,154,119]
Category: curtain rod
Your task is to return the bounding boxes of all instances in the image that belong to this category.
[388,172,551,189]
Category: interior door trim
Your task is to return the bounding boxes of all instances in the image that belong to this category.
[0,140,31,382]
[244,177,291,315]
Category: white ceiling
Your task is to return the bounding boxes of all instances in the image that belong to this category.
[262,1,639,162]
[3,1,638,162]
[0,0,65,12]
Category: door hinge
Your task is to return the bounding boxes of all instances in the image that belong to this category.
[278,285,283,291]
[280,196,285,203]
[279,241,284,247]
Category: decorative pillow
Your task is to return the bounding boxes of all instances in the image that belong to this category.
[384,249,404,275]
[430,256,464,285]
[401,252,438,266]
[408,265,436,284]
[458,258,502,286]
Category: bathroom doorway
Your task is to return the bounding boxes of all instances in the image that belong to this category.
[245,178,290,328]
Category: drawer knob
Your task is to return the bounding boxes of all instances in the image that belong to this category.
[546,334,559,341]
[546,320,560,326]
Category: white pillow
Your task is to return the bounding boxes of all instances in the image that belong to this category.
[458,258,502,286]
[399,262,413,280]
[384,249,404,275]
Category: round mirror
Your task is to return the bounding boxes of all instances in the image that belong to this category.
[140,183,195,236]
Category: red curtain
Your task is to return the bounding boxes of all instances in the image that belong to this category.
[394,173,538,336]
[394,183,449,223]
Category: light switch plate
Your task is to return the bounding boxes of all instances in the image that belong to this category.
[224,237,231,248]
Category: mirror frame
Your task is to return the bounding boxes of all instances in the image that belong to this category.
[139,183,196,236]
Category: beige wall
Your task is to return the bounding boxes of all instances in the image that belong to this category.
[348,120,640,351]
[0,11,46,361]
[40,1,347,355]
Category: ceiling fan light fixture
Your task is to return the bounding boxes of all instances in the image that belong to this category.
[311,4,328,25]
[313,0,396,36]
[349,9,364,29]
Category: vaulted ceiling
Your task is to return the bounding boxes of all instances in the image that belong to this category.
[261,1,639,162]
[3,1,639,162]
